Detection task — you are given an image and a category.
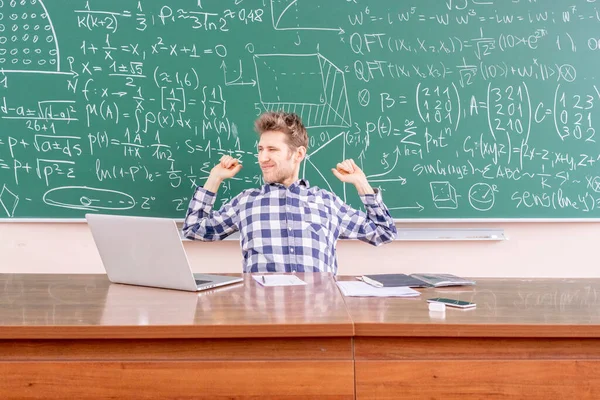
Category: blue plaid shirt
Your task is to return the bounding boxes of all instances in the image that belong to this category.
[182,179,397,274]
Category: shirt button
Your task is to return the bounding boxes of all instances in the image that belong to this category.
[290,248,294,253]
[288,227,292,231]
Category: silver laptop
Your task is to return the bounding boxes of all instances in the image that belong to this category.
[85,213,243,292]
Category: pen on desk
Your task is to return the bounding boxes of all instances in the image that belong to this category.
[262,275,266,284]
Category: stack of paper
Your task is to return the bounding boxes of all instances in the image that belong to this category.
[336,281,420,297]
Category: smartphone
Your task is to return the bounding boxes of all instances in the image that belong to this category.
[427,297,476,309]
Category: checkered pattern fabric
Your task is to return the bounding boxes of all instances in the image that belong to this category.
[182,179,397,274]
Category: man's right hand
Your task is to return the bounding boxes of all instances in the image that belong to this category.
[203,155,242,193]
[210,155,243,180]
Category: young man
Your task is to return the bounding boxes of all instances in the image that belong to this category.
[182,111,397,274]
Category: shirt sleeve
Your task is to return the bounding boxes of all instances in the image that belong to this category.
[334,189,397,245]
[181,186,241,241]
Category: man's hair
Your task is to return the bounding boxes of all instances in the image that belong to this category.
[254,111,309,151]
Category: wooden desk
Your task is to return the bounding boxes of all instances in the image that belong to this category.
[4,275,600,399]
[344,278,600,400]
[0,274,354,399]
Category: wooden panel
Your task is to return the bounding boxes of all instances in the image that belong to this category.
[356,360,600,400]
[355,337,600,360]
[1,338,352,360]
[0,273,353,338]
[341,278,600,337]
[1,361,355,399]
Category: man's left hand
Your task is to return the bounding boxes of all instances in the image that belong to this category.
[332,159,375,195]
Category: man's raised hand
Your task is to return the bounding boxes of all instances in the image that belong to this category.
[331,159,374,195]
[211,155,243,180]
[203,155,243,193]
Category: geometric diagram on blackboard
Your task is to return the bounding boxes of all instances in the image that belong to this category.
[0,184,19,217]
[302,131,345,193]
[43,186,136,211]
[0,0,62,73]
[468,183,495,211]
[430,181,458,209]
[253,53,351,128]
[270,0,344,33]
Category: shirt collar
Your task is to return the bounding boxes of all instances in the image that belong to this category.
[261,178,310,194]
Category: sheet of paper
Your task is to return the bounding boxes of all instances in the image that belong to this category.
[253,274,307,287]
[336,281,421,297]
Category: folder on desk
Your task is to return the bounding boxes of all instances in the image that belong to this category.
[360,273,475,288]
[359,274,430,288]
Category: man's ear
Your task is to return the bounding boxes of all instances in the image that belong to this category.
[295,146,307,162]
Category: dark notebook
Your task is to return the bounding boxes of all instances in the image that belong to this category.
[360,273,475,288]
[360,274,431,288]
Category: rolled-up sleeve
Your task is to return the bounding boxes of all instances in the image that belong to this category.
[182,187,240,241]
[335,189,397,245]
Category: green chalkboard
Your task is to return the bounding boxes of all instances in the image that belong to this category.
[2,0,600,220]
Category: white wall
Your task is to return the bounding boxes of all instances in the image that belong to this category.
[1,222,596,277]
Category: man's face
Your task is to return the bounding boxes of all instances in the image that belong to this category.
[258,130,303,185]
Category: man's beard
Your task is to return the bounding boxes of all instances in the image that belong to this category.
[263,167,292,184]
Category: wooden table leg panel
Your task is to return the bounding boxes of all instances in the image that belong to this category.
[1,361,355,400]
[356,360,600,400]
